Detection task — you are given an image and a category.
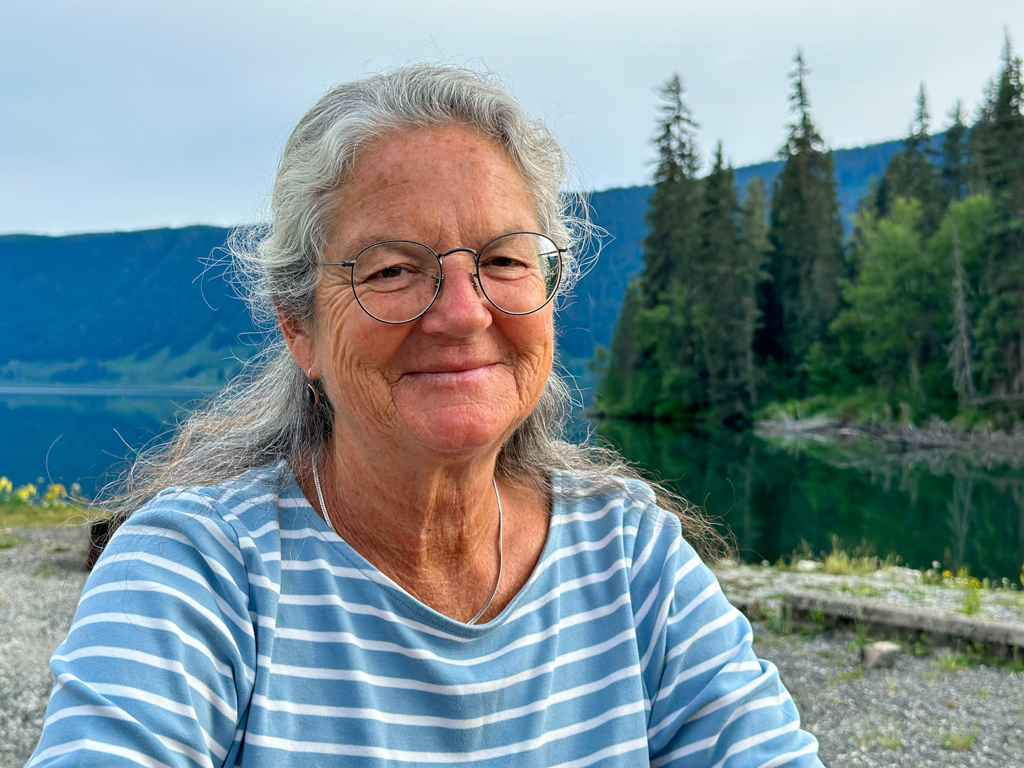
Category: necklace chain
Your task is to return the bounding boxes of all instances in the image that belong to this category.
[311,455,503,626]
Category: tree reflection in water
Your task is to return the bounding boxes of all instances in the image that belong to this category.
[595,419,1024,582]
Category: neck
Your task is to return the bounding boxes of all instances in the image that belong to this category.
[312,432,501,583]
[298,424,550,624]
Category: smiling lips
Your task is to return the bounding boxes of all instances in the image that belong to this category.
[404,363,501,384]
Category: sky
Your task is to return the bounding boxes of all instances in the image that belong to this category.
[2,0,1022,235]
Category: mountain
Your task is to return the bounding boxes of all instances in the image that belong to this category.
[1,137,905,392]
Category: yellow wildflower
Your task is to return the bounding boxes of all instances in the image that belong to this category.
[0,477,11,495]
[942,570,952,579]
[44,484,67,502]
[14,483,37,503]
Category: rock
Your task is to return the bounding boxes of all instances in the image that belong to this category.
[861,640,902,669]
[870,566,923,585]
[796,560,822,572]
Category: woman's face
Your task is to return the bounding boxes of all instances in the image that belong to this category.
[304,124,555,460]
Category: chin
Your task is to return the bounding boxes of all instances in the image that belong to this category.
[403,404,519,456]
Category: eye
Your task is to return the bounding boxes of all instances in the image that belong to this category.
[368,264,414,281]
[353,242,439,292]
[482,253,528,269]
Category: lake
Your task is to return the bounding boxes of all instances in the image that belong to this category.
[2,391,1022,582]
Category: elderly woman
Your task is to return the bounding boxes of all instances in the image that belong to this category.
[30,66,821,767]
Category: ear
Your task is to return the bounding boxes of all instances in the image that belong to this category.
[278,307,317,377]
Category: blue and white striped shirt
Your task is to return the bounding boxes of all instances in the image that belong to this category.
[30,463,821,767]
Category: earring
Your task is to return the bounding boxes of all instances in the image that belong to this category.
[306,366,320,408]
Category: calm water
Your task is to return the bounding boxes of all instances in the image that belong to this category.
[2,393,1022,582]
[598,420,1024,583]
[0,391,199,498]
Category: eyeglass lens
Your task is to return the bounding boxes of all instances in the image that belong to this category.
[351,233,560,323]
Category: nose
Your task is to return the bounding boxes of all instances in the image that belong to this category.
[418,251,492,336]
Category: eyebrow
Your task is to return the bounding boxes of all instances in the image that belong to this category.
[333,227,541,256]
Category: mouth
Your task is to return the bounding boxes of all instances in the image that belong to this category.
[403,362,501,383]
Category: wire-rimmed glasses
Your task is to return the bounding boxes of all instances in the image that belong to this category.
[321,231,564,324]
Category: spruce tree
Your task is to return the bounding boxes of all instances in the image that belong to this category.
[758,51,844,392]
[694,144,741,411]
[941,102,970,205]
[600,74,703,417]
[947,226,978,406]
[737,178,770,406]
[972,35,1024,396]
[640,74,702,306]
[875,84,944,236]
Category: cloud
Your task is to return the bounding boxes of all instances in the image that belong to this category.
[1,0,1021,233]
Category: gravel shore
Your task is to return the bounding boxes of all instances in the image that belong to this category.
[1,526,1021,767]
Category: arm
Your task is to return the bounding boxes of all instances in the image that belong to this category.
[632,511,822,767]
[29,490,257,767]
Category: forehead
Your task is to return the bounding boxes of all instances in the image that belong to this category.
[329,124,538,248]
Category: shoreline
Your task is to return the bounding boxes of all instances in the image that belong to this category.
[755,413,1024,454]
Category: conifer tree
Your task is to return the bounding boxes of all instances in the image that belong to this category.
[875,84,944,236]
[641,74,702,306]
[972,35,1024,396]
[947,226,978,406]
[694,144,741,410]
[758,51,844,392]
[737,178,770,406]
[941,102,970,205]
[601,74,703,417]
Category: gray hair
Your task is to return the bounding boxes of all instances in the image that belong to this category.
[104,65,722,559]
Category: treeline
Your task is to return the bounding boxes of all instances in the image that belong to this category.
[598,39,1024,426]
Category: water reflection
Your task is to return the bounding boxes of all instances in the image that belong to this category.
[0,394,190,498]
[3,394,1022,582]
[596,419,1024,583]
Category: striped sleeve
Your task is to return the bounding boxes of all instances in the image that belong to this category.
[630,505,822,767]
[29,490,256,768]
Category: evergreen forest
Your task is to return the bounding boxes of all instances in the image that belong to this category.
[598,40,1024,430]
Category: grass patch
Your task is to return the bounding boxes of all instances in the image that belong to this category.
[0,502,87,528]
[960,579,983,615]
[933,648,972,673]
[855,725,902,750]
[823,549,877,576]
[32,563,57,578]
[876,728,902,750]
[0,533,19,549]
[940,726,978,751]
[51,544,71,553]
[835,583,884,599]
[837,664,863,681]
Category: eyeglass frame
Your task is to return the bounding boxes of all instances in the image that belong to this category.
[320,231,566,325]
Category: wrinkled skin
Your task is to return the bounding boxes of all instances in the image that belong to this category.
[279,124,552,621]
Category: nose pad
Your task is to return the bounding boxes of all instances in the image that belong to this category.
[422,254,490,329]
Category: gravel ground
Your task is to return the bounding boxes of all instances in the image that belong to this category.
[757,622,1024,767]
[0,527,1021,767]
[0,526,90,767]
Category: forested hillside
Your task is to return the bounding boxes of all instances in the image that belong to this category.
[2,133,903,390]
[600,40,1024,427]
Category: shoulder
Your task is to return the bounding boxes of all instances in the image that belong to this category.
[101,461,295,579]
[552,469,689,561]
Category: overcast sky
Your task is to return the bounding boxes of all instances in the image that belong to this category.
[2,0,1022,235]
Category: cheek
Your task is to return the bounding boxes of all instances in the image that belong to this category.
[314,287,400,396]
[508,314,555,401]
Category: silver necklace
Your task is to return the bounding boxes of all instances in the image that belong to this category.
[311,455,503,625]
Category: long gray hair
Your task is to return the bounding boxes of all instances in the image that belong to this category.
[105,65,722,558]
